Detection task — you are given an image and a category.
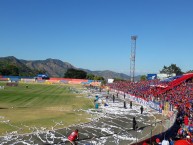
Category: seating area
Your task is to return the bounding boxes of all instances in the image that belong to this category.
[107,79,161,101]
[107,73,193,144]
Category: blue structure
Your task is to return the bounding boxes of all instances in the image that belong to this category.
[36,74,49,79]
[2,76,21,82]
[147,74,157,80]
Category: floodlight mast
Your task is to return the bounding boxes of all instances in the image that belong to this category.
[130,36,137,82]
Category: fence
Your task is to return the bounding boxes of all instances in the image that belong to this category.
[131,110,178,145]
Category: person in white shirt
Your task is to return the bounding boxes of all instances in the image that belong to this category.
[162,139,169,145]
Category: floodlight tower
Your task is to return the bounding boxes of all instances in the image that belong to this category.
[130,35,137,82]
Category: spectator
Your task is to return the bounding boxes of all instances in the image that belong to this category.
[155,138,161,145]
[140,106,144,114]
[68,129,79,145]
[169,137,174,145]
[130,101,132,109]
[186,135,191,144]
[184,115,189,129]
[162,139,169,145]
[133,117,137,130]
[113,94,115,103]
[142,142,148,145]
[124,100,127,109]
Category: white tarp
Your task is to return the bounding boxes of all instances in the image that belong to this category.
[157,73,176,80]
[107,79,114,83]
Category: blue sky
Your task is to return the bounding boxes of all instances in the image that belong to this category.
[0,0,193,75]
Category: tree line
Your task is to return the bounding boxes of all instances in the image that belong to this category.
[0,64,45,77]
[0,64,105,82]
[1,63,192,82]
[140,64,192,81]
[64,68,105,81]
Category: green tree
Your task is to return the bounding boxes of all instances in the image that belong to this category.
[186,70,193,73]
[8,65,19,75]
[160,65,169,74]
[113,78,125,82]
[93,76,105,81]
[64,68,87,79]
[160,64,183,75]
[86,74,95,80]
[86,73,106,84]
[140,75,147,81]
[0,64,19,76]
[93,76,106,84]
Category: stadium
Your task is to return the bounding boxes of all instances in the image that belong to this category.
[0,72,193,145]
[1,1,193,144]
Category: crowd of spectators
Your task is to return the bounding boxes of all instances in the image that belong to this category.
[107,79,165,101]
[107,75,193,144]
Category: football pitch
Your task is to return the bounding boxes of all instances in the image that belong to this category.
[0,82,94,136]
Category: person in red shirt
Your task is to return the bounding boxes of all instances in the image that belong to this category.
[184,115,189,129]
[142,142,148,145]
[68,129,79,145]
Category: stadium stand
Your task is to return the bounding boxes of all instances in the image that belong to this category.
[107,73,193,144]
[156,73,193,95]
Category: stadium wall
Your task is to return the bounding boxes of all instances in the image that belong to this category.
[0,76,98,85]
[20,78,36,83]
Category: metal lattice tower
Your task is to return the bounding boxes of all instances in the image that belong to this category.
[130,36,137,82]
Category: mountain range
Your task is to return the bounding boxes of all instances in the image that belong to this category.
[0,56,130,80]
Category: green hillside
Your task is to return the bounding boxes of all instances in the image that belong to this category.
[0,56,130,80]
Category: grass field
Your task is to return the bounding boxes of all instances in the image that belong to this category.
[0,82,94,136]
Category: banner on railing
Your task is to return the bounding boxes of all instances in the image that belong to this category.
[110,89,163,113]
[148,101,161,112]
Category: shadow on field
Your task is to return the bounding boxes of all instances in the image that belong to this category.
[0,107,8,109]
